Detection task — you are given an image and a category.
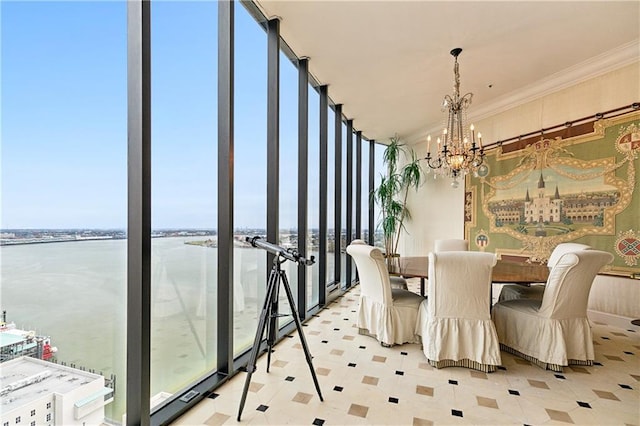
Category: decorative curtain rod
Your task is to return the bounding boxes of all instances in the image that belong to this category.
[483,102,640,150]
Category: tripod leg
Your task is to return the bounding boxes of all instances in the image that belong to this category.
[237,266,279,421]
[279,270,324,402]
[266,265,280,373]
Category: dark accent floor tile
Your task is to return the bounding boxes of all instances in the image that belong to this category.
[388,397,399,404]
[312,419,325,426]
[594,361,603,366]
[623,351,634,355]
[333,386,343,392]
[256,405,269,412]
[509,389,520,396]
[577,401,591,408]
[348,362,357,367]
[359,345,366,349]
[555,374,566,380]
[396,370,405,376]
[401,351,408,355]
[321,340,328,344]
[451,409,463,417]
[333,328,340,331]
[285,376,295,382]
[449,379,458,385]
[619,384,633,389]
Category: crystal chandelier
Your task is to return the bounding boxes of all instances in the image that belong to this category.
[425,48,485,188]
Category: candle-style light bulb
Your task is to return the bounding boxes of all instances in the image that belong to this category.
[427,135,431,154]
[478,132,483,148]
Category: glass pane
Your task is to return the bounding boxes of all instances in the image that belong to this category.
[374,143,386,249]
[307,86,320,308]
[1,2,126,421]
[151,0,218,402]
[278,51,298,325]
[233,5,268,356]
[341,123,348,285]
[361,140,370,243]
[326,108,335,285]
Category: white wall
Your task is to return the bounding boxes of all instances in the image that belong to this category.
[401,170,465,256]
[401,61,640,320]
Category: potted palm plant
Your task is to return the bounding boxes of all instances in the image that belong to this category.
[372,135,423,260]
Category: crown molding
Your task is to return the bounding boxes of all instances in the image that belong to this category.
[408,40,640,146]
[470,40,639,124]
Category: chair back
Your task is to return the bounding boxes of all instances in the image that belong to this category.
[434,239,469,252]
[539,250,613,319]
[428,251,497,320]
[347,243,393,305]
[547,242,591,268]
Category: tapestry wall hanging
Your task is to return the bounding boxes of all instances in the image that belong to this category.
[465,111,640,276]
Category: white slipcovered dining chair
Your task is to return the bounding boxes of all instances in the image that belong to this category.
[434,239,469,252]
[415,251,501,372]
[347,243,424,346]
[492,250,613,372]
[498,242,591,302]
[350,239,408,290]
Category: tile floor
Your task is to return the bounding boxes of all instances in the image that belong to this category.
[172,281,640,425]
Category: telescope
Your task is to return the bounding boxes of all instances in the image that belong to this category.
[246,236,315,266]
[238,236,323,420]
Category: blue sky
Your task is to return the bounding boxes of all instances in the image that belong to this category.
[1,1,314,230]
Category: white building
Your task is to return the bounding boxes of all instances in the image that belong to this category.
[524,173,563,224]
[0,357,113,426]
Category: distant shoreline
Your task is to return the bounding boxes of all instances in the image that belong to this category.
[0,229,218,246]
[0,236,125,246]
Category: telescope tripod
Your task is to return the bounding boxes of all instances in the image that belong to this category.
[237,255,324,421]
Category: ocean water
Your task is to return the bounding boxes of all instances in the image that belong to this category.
[0,236,323,422]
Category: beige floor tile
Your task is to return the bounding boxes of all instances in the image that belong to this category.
[170,285,640,426]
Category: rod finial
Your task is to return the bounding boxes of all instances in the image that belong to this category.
[450,48,463,58]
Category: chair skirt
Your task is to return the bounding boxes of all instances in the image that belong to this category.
[492,299,595,372]
[416,302,502,372]
[357,290,423,346]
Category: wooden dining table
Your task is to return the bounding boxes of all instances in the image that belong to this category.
[387,256,550,297]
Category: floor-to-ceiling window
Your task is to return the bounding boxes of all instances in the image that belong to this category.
[150,0,218,402]
[374,142,386,248]
[326,107,336,287]
[361,137,370,243]
[279,50,299,324]
[2,1,367,422]
[1,1,126,420]
[340,121,348,285]
[307,86,321,308]
[233,5,268,356]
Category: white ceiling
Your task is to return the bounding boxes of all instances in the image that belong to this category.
[254,0,640,144]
